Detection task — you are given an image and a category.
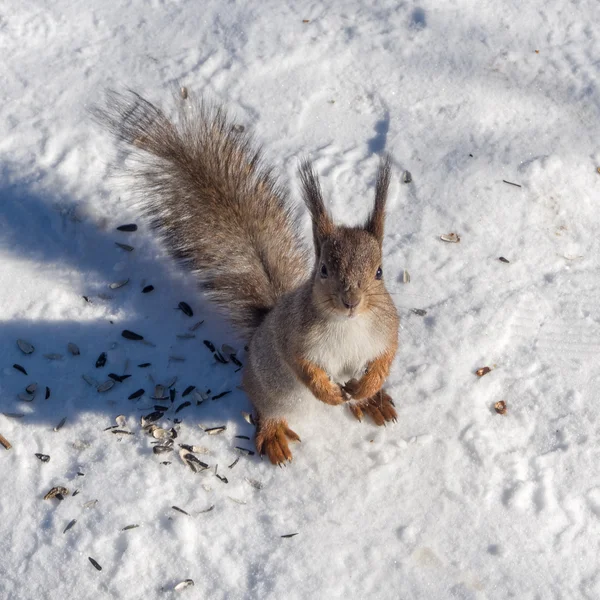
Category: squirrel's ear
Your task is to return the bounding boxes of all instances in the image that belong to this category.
[365,154,391,245]
[298,159,334,256]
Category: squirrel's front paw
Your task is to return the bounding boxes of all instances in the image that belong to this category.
[317,383,347,406]
[255,418,301,465]
[349,390,397,426]
[343,374,383,401]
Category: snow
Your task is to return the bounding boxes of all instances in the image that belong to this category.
[1,0,600,598]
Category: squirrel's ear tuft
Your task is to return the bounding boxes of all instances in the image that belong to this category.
[365,154,391,245]
[298,159,334,256]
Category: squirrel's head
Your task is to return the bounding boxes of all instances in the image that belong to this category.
[299,156,392,319]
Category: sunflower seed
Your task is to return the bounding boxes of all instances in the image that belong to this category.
[191,389,205,406]
[281,533,299,538]
[203,426,226,435]
[95,352,107,368]
[18,393,34,402]
[13,364,27,375]
[235,435,250,440]
[97,380,115,393]
[115,415,126,428]
[440,232,460,243]
[138,362,151,368]
[142,411,163,423]
[116,223,137,232]
[34,453,50,463]
[227,497,246,505]
[153,445,173,454]
[152,427,175,440]
[241,412,256,426]
[141,285,154,293]
[216,474,228,484]
[245,478,263,490]
[494,400,508,415]
[122,524,139,531]
[108,373,131,383]
[476,366,492,377]
[154,385,165,399]
[498,256,510,263]
[211,391,231,401]
[179,449,209,472]
[45,386,51,399]
[410,308,427,316]
[182,386,195,397]
[17,339,35,354]
[172,505,189,516]
[109,279,129,290]
[82,374,98,387]
[115,242,134,252]
[235,447,255,456]
[230,355,243,368]
[179,444,209,454]
[2,413,24,419]
[402,170,412,184]
[189,320,204,331]
[25,383,37,394]
[44,486,69,500]
[122,330,144,341]
[228,457,240,469]
[175,401,191,414]
[203,340,215,352]
[83,499,98,509]
[163,377,178,389]
[112,429,133,435]
[67,342,80,356]
[177,302,193,317]
[88,557,102,571]
[214,352,228,364]
[198,505,214,514]
[403,269,410,283]
[63,519,77,534]
[54,417,67,432]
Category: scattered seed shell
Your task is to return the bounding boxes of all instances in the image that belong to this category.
[83,499,98,509]
[109,279,129,290]
[494,400,508,415]
[67,342,80,356]
[175,401,191,414]
[153,445,173,454]
[115,242,134,252]
[128,389,145,400]
[402,170,412,184]
[96,353,107,368]
[97,380,115,393]
[141,285,154,294]
[241,412,256,426]
[498,256,510,263]
[212,391,231,401]
[82,374,98,387]
[235,446,255,456]
[203,426,227,435]
[115,415,126,428]
[17,339,35,354]
[476,366,492,377]
[172,505,190,516]
[403,269,410,283]
[189,320,204,331]
[116,223,137,232]
[18,393,34,402]
[180,86,188,100]
[2,413,25,419]
[44,486,69,500]
[182,385,195,397]
[410,308,427,316]
[122,330,143,341]
[13,364,27,375]
[45,386,51,399]
[245,478,263,490]
[198,505,215,513]
[25,383,37,394]
[178,302,193,317]
[281,533,299,538]
[44,353,63,360]
[54,417,67,432]
[228,457,240,469]
[122,524,139,531]
[63,519,77,534]
[88,557,102,571]
[174,579,194,592]
[203,340,216,352]
[440,233,461,243]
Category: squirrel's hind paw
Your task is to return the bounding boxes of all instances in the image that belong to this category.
[255,418,301,465]
[350,390,397,426]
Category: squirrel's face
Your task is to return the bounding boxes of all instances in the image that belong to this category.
[314,229,385,319]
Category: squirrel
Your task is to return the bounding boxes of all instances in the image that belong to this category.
[97,90,399,465]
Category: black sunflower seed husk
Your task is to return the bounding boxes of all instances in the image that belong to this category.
[108,373,131,383]
[95,353,107,368]
[143,411,164,423]
[211,391,231,401]
[128,389,145,400]
[214,352,228,364]
[175,401,191,414]
[35,453,50,462]
[13,364,27,375]
[138,363,151,368]
[45,386,51,399]
[88,557,102,571]
[153,405,169,412]
[182,385,195,397]
[116,223,137,232]
[230,355,243,367]
[203,340,215,352]
[142,285,154,293]
[122,330,143,341]
[177,302,193,317]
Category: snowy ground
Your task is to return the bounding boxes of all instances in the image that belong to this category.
[2,0,600,598]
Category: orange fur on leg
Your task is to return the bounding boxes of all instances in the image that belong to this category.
[255,417,301,465]
[293,358,346,405]
[343,347,396,401]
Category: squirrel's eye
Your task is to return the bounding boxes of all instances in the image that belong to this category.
[375,266,383,280]
[320,264,328,278]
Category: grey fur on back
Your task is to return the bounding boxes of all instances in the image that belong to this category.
[96,91,310,340]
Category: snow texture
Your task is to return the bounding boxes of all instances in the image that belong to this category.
[1,0,600,598]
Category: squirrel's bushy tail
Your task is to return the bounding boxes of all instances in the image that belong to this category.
[96,91,309,340]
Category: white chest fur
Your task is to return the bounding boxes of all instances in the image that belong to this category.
[304,314,388,383]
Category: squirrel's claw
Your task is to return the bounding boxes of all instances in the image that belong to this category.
[255,418,300,465]
[350,390,397,426]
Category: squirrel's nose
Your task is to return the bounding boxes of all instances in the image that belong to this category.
[342,298,359,309]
